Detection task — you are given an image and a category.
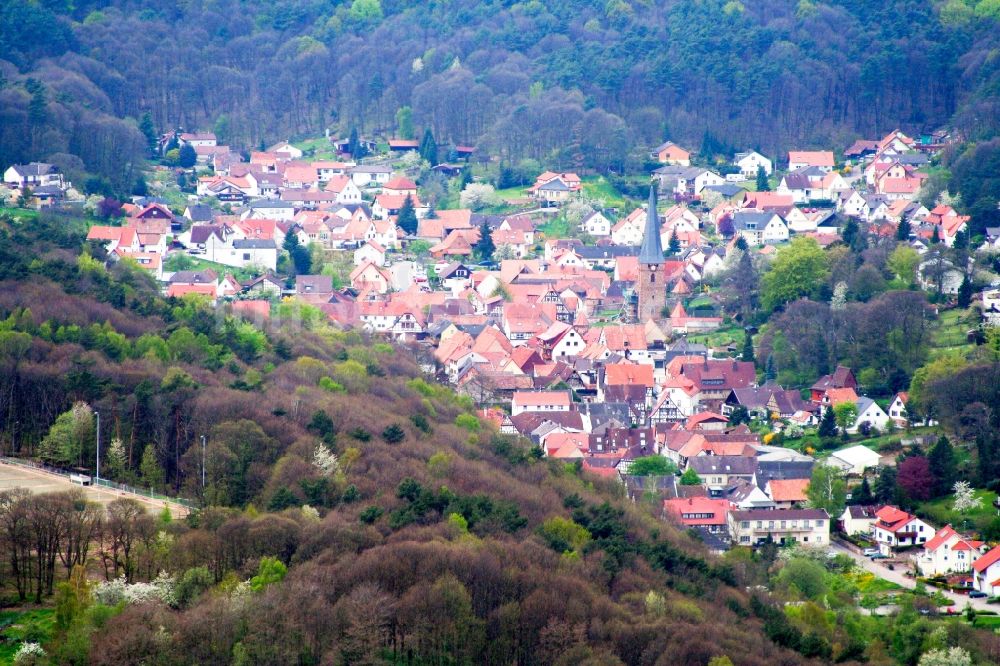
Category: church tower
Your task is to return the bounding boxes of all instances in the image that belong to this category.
[636,184,666,322]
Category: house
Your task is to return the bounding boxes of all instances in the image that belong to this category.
[267,140,303,159]
[663,497,733,534]
[295,275,333,296]
[810,366,857,403]
[688,456,757,490]
[653,141,691,166]
[972,545,1000,596]
[3,162,64,189]
[511,390,572,416]
[242,274,284,299]
[827,445,881,476]
[582,211,612,237]
[353,241,387,267]
[178,132,217,147]
[872,505,934,555]
[349,165,393,188]
[654,166,725,196]
[765,478,810,509]
[849,397,891,434]
[887,392,909,426]
[729,508,830,547]
[730,211,788,246]
[350,261,392,293]
[839,505,879,536]
[611,208,647,246]
[915,525,986,576]
[220,239,278,271]
[734,151,772,177]
[324,176,364,204]
[788,151,835,172]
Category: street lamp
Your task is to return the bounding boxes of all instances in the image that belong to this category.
[201,435,206,488]
[93,410,100,484]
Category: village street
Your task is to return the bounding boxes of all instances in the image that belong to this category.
[830,540,997,613]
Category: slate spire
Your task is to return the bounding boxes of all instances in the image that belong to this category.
[638,183,664,265]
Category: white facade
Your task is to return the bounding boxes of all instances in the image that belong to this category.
[734,151,773,177]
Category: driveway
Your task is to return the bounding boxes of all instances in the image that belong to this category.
[830,540,996,613]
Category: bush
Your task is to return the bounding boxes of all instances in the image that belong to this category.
[454,413,480,432]
[359,505,383,524]
[382,424,405,444]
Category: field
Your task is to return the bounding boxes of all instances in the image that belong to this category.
[0,609,54,663]
[929,307,977,358]
[0,463,189,517]
[918,488,998,535]
[163,253,264,282]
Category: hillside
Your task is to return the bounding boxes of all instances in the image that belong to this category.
[0,209,830,665]
[2,0,1000,191]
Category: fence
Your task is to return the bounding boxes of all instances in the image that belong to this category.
[0,457,198,510]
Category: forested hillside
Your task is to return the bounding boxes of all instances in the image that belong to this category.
[2,0,1000,190]
[0,209,841,665]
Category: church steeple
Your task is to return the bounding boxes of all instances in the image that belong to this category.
[638,183,663,265]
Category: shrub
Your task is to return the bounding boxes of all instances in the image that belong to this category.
[382,424,405,444]
[455,413,480,432]
[359,506,383,524]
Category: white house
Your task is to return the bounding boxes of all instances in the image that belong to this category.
[3,163,64,189]
[734,151,772,177]
[353,240,387,267]
[914,525,986,576]
[973,546,1000,596]
[350,165,392,188]
[887,393,909,426]
[849,397,891,433]
[839,505,879,537]
[728,508,830,547]
[827,445,881,476]
[511,390,572,416]
[611,209,646,246]
[873,506,934,555]
[731,211,789,246]
[244,201,296,222]
[582,211,612,237]
[217,239,278,271]
[267,141,304,159]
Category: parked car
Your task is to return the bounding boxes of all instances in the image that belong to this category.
[869,553,889,560]
[969,590,987,598]
[863,548,879,557]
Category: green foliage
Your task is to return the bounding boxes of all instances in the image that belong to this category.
[680,468,701,485]
[175,567,213,608]
[39,402,94,467]
[249,557,287,591]
[396,195,418,236]
[806,463,847,518]
[359,505,383,523]
[760,237,829,311]
[627,456,677,476]
[537,516,591,554]
[381,423,405,444]
[454,413,480,432]
[178,143,197,168]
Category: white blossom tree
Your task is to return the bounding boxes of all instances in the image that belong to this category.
[313,443,340,477]
[460,183,499,210]
[831,281,848,310]
[106,437,127,478]
[918,647,972,666]
[952,481,982,513]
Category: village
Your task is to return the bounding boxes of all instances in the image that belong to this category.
[4,127,1000,603]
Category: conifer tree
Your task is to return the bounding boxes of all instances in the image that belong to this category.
[818,406,837,438]
[419,128,437,165]
[474,222,495,261]
[396,195,418,236]
[756,165,770,191]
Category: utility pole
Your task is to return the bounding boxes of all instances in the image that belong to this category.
[201,435,206,488]
[94,410,101,484]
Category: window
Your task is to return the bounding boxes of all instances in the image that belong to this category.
[741,521,750,529]
[768,521,775,529]
[740,536,750,543]
[816,519,824,527]
[243,253,251,260]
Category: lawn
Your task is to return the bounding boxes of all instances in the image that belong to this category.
[0,206,39,222]
[687,324,742,349]
[163,253,265,283]
[0,608,54,662]
[293,137,339,160]
[973,615,1000,628]
[537,217,570,239]
[581,176,629,209]
[929,308,976,358]
[917,489,998,536]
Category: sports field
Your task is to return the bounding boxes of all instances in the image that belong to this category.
[0,462,190,516]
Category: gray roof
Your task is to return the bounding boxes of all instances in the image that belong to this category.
[731,508,828,520]
[638,184,664,265]
[189,225,226,244]
[233,239,276,249]
[755,460,814,489]
[169,270,218,284]
[704,184,744,197]
[248,200,296,209]
[185,204,214,222]
[538,179,570,192]
[295,275,333,293]
[689,455,758,476]
[895,153,929,166]
[9,162,56,176]
[575,245,638,260]
[350,165,392,174]
[731,210,778,231]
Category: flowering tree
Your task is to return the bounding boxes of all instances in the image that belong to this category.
[952,481,982,513]
[312,443,340,477]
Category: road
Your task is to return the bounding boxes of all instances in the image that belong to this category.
[830,540,995,613]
